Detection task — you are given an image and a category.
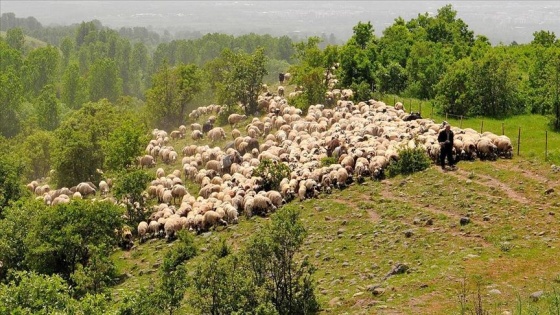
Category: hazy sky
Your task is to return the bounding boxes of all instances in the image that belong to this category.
[2,1,560,44]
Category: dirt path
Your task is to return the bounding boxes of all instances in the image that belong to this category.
[438,167,531,205]
[333,195,380,222]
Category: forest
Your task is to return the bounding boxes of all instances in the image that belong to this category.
[1,4,560,314]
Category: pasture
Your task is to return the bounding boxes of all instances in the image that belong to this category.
[111,104,560,314]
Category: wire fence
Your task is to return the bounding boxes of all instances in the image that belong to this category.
[377,94,560,163]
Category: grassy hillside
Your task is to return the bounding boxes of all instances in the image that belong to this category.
[109,107,560,314]
[0,31,48,50]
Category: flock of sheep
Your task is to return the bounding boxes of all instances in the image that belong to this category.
[26,85,513,246]
[132,87,513,243]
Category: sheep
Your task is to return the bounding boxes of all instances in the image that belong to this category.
[228,114,247,127]
[266,190,284,208]
[250,194,277,217]
[476,137,498,161]
[208,127,226,143]
[277,86,285,97]
[119,226,134,250]
[137,221,149,243]
[138,155,156,169]
[191,130,204,141]
[170,130,184,140]
[77,182,96,198]
[164,215,183,240]
[494,135,513,158]
[200,210,227,231]
[99,180,110,196]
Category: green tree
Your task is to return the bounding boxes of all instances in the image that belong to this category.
[0,40,23,72]
[6,27,25,53]
[245,207,319,315]
[70,245,118,296]
[212,48,268,115]
[0,68,23,137]
[34,84,60,131]
[103,118,148,172]
[112,170,152,225]
[406,41,452,99]
[532,30,557,47]
[20,130,55,181]
[434,58,473,116]
[0,271,70,314]
[289,37,334,108]
[25,200,124,280]
[0,153,26,217]
[146,62,204,129]
[23,45,59,98]
[52,100,120,187]
[89,58,122,102]
[468,48,525,117]
[0,200,42,278]
[62,62,88,109]
[339,23,377,99]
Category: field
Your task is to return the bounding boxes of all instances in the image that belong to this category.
[110,107,560,314]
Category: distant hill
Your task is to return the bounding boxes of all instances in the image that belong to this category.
[0,30,48,50]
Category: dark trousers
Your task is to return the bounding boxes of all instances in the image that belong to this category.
[440,146,454,167]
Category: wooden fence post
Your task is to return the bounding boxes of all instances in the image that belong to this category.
[480,120,484,133]
[460,116,463,128]
[517,127,521,156]
[502,123,504,135]
[546,131,548,160]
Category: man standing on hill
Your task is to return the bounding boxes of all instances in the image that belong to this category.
[438,123,456,170]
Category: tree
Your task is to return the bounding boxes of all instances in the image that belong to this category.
[25,200,124,280]
[6,27,24,53]
[532,30,557,47]
[245,207,319,315]
[434,58,473,116]
[103,118,148,172]
[0,200,42,279]
[62,62,88,109]
[289,37,335,108]
[34,84,60,131]
[212,48,268,115]
[52,100,120,187]
[20,130,55,181]
[112,170,152,225]
[0,68,23,137]
[406,41,452,99]
[89,58,122,102]
[23,45,59,98]
[0,153,26,217]
[146,62,204,129]
[0,271,70,314]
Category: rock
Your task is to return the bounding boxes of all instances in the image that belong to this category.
[404,229,414,238]
[315,206,324,211]
[341,220,347,225]
[545,188,554,195]
[151,262,161,268]
[337,228,345,235]
[383,263,409,280]
[413,218,421,225]
[419,284,428,289]
[460,217,470,226]
[342,261,350,267]
[425,218,434,226]
[328,297,341,307]
[530,290,544,301]
[372,287,386,296]
[483,215,491,221]
[315,250,321,258]
[325,216,332,221]
[201,232,212,238]
[489,289,502,295]
[353,291,364,298]
[550,211,555,216]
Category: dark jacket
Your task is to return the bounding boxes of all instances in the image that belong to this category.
[438,128,454,149]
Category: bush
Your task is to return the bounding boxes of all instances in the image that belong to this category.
[386,146,431,177]
[320,156,337,167]
[253,159,291,191]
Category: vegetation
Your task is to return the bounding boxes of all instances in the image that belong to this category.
[2,4,560,314]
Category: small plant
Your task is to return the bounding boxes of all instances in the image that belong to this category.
[386,146,431,177]
[253,159,291,191]
[468,171,476,179]
[320,156,337,167]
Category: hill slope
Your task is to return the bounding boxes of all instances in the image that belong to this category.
[111,151,560,314]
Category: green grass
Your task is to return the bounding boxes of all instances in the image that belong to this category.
[108,102,560,314]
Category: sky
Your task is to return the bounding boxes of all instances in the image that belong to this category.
[2,1,560,44]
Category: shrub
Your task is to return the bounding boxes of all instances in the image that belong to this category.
[320,156,337,167]
[386,146,431,177]
[253,159,291,191]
